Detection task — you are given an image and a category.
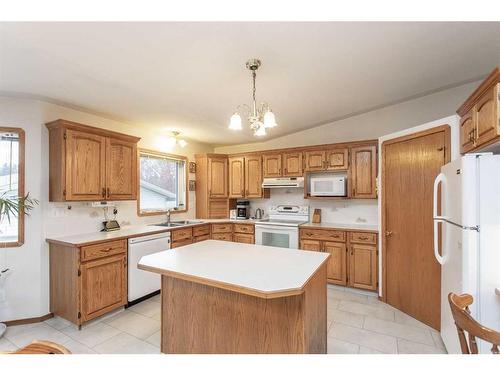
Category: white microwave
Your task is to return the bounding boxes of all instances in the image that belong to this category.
[309,175,347,196]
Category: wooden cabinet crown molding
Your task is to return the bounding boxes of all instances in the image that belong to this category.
[457,67,499,117]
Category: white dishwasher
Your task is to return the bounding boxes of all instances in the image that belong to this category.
[128,232,170,304]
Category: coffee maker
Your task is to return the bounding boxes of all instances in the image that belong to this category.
[236,200,250,220]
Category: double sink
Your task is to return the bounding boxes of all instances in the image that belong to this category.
[150,220,205,228]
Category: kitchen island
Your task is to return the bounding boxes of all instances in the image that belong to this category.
[138,240,330,354]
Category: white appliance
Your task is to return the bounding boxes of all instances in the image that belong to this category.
[261,177,304,188]
[255,205,309,249]
[309,175,346,197]
[433,154,500,354]
[128,232,171,303]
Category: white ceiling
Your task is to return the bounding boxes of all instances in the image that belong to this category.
[1,22,499,145]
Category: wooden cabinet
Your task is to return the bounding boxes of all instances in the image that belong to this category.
[195,154,235,219]
[233,223,254,244]
[282,152,303,176]
[299,228,378,291]
[233,233,254,244]
[348,243,377,291]
[228,157,245,198]
[262,153,282,178]
[228,155,267,199]
[304,150,326,171]
[457,67,500,153]
[49,238,128,327]
[350,145,377,199]
[326,149,349,170]
[46,120,140,202]
[80,253,127,322]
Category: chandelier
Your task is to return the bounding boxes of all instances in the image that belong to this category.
[166,131,187,148]
[229,58,277,136]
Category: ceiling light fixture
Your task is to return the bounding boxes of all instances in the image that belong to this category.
[229,58,277,137]
[168,131,188,148]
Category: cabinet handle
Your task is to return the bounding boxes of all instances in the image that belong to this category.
[359,236,368,240]
[331,234,339,238]
[107,188,110,197]
[472,128,477,146]
[101,247,112,252]
[102,188,106,197]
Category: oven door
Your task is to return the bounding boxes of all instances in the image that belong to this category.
[255,224,299,249]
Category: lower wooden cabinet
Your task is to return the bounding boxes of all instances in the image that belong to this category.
[299,228,378,291]
[212,233,233,241]
[233,233,254,244]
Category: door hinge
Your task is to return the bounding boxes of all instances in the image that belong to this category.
[77,312,81,319]
[77,269,81,277]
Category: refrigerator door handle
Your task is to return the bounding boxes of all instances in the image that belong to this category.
[433,173,445,265]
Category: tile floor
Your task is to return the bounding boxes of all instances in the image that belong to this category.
[0,286,447,354]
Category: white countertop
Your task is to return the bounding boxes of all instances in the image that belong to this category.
[138,240,329,298]
[300,222,379,231]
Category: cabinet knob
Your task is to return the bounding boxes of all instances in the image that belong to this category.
[385,231,393,237]
[102,188,106,197]
[107,188,110,197]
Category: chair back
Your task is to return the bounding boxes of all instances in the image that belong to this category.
[448,293,500,354]
[12,340,71,354]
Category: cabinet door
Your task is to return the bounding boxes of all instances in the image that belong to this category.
[105,138,137,200]
[245,155,263,198]
[208,157,228,198]
[282,152,303,176]
[65,129,106,201]
[460,110,476,154]
[262,154,282,177]
[300,239,322,251]
[80,254,127,322]
[233,233,254,244]
[228,157,245,198]
[325,148,348,170]
[304,150,325,171]
[348,244,377,291]
[350,145,377,199]
[323,241,347,286]
[475,84,499,148]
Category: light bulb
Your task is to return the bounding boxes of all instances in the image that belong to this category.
[178,139,187,148]
[254,124,267,137]
[229,113,242,130]
[263,110,277,128]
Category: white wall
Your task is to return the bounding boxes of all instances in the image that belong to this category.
[376,115,460,297]
[0,97,213,322]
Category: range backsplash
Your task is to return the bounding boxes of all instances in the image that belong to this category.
[246,188,378,224]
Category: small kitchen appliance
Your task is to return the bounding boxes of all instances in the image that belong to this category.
[236,200,250,220]
[309,174,346,197]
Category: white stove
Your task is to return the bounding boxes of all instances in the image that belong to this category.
[255,205,309,249]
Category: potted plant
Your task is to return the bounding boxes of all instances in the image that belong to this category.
[0,192,38,338]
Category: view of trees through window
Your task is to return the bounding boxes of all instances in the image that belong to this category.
[0,132,20,242]
[139,152,186,212]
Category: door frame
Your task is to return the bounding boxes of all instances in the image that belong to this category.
[380,124,451,302]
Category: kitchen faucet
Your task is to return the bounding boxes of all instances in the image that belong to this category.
[165,207,178,225]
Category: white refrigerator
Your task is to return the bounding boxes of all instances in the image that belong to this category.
[433,154,500,354]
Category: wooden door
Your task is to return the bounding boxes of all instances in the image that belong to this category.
[348,244,377,291]
[350,145,377,198]
[282,152,303,176]
[208,157,228,198]
[105,138,137,200]
[460,110,476,154]
[80,254,127,322]
[383,127,449,330]
[323,241,347,286]
[245,155,263,198]
[228,156,245,198]
[300,239,322,251]
[325,148,348,170]
[304,150,325,171]
[262,154,282,178]
[65,129,106,201]
[474,84,499,148]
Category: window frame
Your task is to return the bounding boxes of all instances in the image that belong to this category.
[0,127,25,247]
[136,148,189,217]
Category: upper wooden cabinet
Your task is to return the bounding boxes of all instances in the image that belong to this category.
[46,120,140,202]
[262,153,282,178]
[229,155,267,199]
[228,156,245,198]
[457,67,500,153]
[350,145,377,199]
[304,148,348,172]
[208,156,228,198]
[282,152,303,176]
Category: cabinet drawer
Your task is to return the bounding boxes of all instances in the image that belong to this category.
[193,224,210,237]
[300,228,346,242]
[171,227,193,242]
[233,223,254,234]
[171,238,193,248]
[81,239,127,262]
[349,232,377,244]
[193,234,210,242]
[212,233,233,241]
[212,223,233,233]
[233,233,254,244]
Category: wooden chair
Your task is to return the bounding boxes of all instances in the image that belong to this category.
[11,340,71,354]
[448,293,500,354]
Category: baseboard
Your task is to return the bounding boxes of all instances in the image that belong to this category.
[2,313,54,327]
